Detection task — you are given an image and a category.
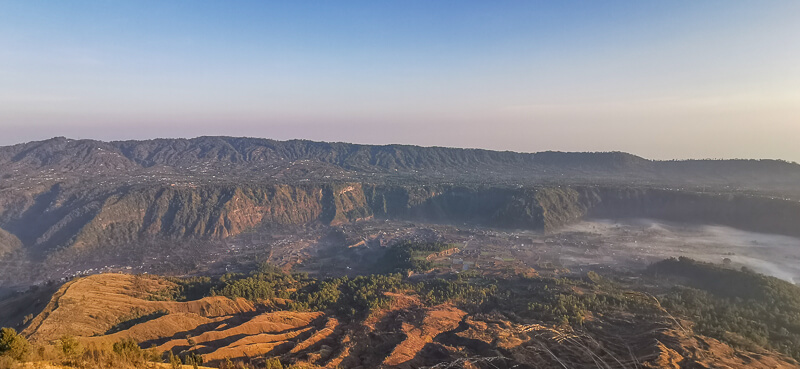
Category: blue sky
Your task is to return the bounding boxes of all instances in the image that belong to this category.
[1,1,799,161]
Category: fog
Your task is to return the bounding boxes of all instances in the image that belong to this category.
[554,219,800,283]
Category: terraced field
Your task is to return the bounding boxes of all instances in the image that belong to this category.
[16,272,800,368]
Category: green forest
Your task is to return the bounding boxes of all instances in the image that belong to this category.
[651,257,800,360]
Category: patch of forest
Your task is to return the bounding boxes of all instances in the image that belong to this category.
[650,257,800,360]
[163,243,664,327]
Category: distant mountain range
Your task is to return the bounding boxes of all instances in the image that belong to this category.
[2,136,799,190]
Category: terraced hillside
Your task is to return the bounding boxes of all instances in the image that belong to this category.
[11,269,800,369]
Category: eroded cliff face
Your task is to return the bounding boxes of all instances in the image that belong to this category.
[580,187,800,238]
[323,183,373,225]
[71,185,326,250]
[1,183,799,256]
[364,185,594,232]
[0,184,330,256]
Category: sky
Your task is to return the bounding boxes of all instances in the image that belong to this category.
[1,1,799,162]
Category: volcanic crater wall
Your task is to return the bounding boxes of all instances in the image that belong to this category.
[1,183,800,255]
[579,187,800,238]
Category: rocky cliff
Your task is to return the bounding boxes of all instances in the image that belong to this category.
[581,187,800,237]
[2,182,799,259]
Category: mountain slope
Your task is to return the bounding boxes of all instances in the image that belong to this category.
[14,271,800,369]
[2,136,799,189]
[2,181,800,263]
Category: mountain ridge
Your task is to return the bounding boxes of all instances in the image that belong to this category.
[3,136,799,191]
[4,135,798,169]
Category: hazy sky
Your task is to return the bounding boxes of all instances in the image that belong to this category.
[1,1,799,161]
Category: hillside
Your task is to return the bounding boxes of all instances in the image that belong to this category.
[4,261,800,369]
[3,182,800,270]
[649,257,800,359]
[1,136,799,189]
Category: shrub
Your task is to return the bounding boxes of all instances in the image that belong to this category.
[220,358,235,369]
[0,328,29,361]
[112,338,143,364]
[58,335,83,360]
[0,356,17,369]
[264,357,283,369]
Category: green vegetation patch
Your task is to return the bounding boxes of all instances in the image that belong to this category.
[651,257,800,360]
[161,247,663,327]
[375,241,458,273]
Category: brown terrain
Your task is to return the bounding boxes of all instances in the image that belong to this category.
[15,273,799,369]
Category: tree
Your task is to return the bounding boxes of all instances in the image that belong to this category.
[0,327,30,361]
[186,334,196,348]
[169,351,182,369]
[59,335,83,360]
[112,338,142,363]
[183,352,203,369]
